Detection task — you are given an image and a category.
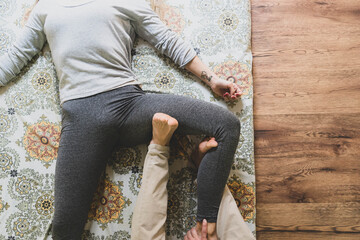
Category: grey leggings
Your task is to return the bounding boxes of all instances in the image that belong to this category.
[51,84,240,239]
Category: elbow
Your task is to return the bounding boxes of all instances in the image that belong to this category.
[0,57,17,87]
[0,77,8,87]
[155,31,198,69]
[0,67,8,87]
[0,75,9,87]
[154,29,177,54]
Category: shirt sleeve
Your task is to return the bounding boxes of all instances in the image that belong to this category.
[0,2,46,87]
[126,0,197,69]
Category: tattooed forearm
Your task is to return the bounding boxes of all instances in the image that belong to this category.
[201,71,213,82]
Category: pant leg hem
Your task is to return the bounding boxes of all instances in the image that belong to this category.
[196,216,217,223]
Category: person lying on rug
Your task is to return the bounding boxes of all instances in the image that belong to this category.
[131,113,256,240]
[0,0,243,238]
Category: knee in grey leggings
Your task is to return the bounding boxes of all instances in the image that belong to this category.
[51,85,240,239]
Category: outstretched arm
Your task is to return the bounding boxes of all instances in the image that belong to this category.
[0,27,46,86]
[126,0,242,101]
[126,0,197,70]
[0,1,46,87]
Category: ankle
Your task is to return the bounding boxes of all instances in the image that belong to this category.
[207,223,217,238]
[196,221,218,239]
[208,232,218,240]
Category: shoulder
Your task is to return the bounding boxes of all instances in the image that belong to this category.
[25,0,51,29]
[34,0,58,12]
[32,0,51,13]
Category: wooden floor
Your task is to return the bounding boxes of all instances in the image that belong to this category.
[251,0,360,239]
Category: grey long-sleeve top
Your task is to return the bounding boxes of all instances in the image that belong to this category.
[0,0,197,104]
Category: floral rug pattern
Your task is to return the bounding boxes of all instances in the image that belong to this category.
[0,0,255,239]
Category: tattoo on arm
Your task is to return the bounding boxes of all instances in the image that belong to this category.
[201,71,213,82]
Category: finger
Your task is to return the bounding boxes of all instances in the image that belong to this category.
[235,87,242,94]
[187,229,194,239]
[232,90,242,100]
[191,228,198,238]
[227,84,238,101]
[233,85,243,97]
[201,219,208,239]
[223,92,231,102]
[223,92,230,98]
[235,92,242,98]
[184,235,189,240]
[229,83,236,96]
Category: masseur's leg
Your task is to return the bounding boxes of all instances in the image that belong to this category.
[217,186,256,240]
[118,89,241,227]
[131,113,178,240]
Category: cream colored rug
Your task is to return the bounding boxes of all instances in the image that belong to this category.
[0,0,255,239]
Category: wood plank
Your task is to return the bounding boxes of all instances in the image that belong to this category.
[252,34,360,53]
[254,113,360,203]
[253,71,360,115]
[250,0,360,115]
[254,113,359,153]
[250,0,360,238]
[255,156,360,203]
[251,43,360,72]
[257,231,360,240]
[252,0,360,32]
[256,202,360,233]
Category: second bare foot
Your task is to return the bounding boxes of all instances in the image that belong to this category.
[191,137,218,169]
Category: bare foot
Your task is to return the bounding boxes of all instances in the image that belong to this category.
[191,137,218,169]
[150,113,179,146]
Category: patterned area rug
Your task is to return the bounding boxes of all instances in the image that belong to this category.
[0,0,255,239]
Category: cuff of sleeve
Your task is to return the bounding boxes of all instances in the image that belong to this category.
[0,71,7,87]
[148,143,170,153]
[180,50,197,69]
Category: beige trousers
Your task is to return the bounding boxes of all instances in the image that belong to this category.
[131,144,255,240]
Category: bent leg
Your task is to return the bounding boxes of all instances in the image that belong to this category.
[119,93,241,222]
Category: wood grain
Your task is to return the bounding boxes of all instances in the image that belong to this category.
[256,202,360,232]
[251,0,360,238]
[257,231,360,240]
[251,0,360,115]
[254,113,359,203]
